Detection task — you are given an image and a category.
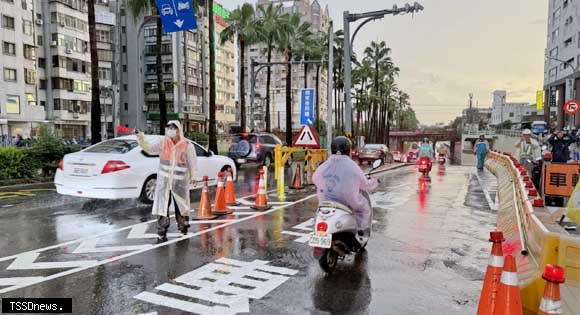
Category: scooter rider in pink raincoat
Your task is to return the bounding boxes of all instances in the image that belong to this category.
[312,136,379,235]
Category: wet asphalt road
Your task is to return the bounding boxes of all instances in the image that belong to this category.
[0,165,497,314]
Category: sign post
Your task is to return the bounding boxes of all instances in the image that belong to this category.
[564,100,579,130]
[156,0,197,33]
[299,88,315,126]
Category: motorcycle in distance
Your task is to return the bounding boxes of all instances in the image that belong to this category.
[309,159,382,273]
[437,153,446,165]
[418,156,432,181]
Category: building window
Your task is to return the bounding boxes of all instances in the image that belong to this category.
[98,67,111,80]
[564,0,569,8]
[122,46,126,53]
[21,0,26,9]
[23,44,35,60]
[96,29,112,43]
[2,15,15,29]
[553,8,561,24]
[24,68,35,84]
[39,79,46,89]
[5,95,19,114]
[564,36,573,47]
[124,102,128,111]
[2,41,16,55]
[122,65,127,72]
[4,68,17,81]
[552,28,560,42]
[38,58,46,68]
[123,84,127,91]
[22,19,32,35]
[565,16,574,26]
[549,66,558,78]
[37,35,43,46]
[26,93,36,106]
[97,49,113,61]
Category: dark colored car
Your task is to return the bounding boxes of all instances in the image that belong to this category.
[358,144,392,164]
[227,133,283,168]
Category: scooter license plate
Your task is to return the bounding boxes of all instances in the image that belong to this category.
[308,233,332,248]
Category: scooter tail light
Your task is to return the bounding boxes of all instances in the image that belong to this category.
[316,222,328,232]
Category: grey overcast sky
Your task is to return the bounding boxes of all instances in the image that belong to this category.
[217,0,548,124]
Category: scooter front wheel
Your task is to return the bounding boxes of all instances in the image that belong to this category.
[319,248,338,273]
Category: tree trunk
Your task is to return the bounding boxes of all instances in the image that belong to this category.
[315,65,320,132]
[265,44,273,132]
[285,50,293,145]
[386,97,391,147]
[239,38,246,130]
[208,0,217,152]
[88,0,101,144]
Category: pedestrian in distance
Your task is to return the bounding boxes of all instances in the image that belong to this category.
[548,128,577,163]
[136,121,198,243]
[473,135,489,171]
[515,129,541,174]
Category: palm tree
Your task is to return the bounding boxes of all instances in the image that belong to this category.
[256,3,284,132]
[277,13,312,144]
[332,31,344,131]
[88,0,101,144]
[220,3,256,131]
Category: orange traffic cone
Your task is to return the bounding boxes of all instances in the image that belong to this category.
[289,163,304,190]
[494,255,523,315]
[252,169,271,211]
[537,264,565,315]
[192,176,217,220]
[225,170,239,206]
[477,231,505,315]
[213,172,232,216]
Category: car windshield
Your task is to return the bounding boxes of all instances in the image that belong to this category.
[364,145,383,150]
[84,140,138,154]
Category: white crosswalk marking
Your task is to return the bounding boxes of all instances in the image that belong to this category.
[127,224,182,239]
[6,252,97,270]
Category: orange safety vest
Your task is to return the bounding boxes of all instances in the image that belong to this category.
[159,138,190,181]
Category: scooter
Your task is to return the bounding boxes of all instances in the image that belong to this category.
[310,159,381,273]
[418,156,432,181]
[437,153,446,165]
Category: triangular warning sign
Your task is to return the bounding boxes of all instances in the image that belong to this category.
[292,125,321,148]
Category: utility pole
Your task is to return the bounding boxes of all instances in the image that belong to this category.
[327,21,334,150]
[342,3,424,137]
[468,93,473,125]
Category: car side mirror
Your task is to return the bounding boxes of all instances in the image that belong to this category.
[372,159,382,170]
[208,150,214,156]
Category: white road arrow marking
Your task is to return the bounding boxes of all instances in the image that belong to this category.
[73,239,152,254]
[6,252,97,270]
[0,276,44,286]
[174,19,184,28]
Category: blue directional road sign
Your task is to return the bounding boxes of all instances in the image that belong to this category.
[156,0,197,33]
[300,88,315,125]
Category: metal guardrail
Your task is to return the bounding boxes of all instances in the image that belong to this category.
[463,130,496,136]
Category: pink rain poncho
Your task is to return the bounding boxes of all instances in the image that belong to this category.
[312,154,378,230]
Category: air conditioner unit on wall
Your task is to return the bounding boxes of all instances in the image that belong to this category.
[142,105,148,112]
[36,19,43,25]
[65,48,72,54]
[51,41,58,47]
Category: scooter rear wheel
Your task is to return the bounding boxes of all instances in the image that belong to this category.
[319,249,338,273]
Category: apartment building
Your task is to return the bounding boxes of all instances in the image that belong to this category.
[1,0,44,139]
[544,0,580,128]
[249,0,330,132]
[119,1,235,134]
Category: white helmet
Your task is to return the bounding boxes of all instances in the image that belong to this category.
[522,129,532,135]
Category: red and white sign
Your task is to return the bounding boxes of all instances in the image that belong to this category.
[292,125,320,148]
[564,100,580,115]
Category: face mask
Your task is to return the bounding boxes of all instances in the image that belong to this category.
[166,129,177,138]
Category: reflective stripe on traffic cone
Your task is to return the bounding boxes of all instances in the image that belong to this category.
[289,163,304,190]
[225,170,239,206]
[538,264,565,315]
[213,172,232,215]
[192,176,217,220]
[477,231,505,315]
[252,169,271,211]
[494,255,523,315]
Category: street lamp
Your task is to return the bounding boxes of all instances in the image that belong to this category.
[343,3,424,136]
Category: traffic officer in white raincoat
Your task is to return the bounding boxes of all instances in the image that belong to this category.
[136,121,197,242]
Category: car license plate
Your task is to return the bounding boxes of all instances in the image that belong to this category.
[73,167,91,175]
[237,158,246,163]
[308,233,332,248]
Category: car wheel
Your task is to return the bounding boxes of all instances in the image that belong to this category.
[139,175,156,204]
[263,154,273,167]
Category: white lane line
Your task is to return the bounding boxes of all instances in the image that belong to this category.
[475,172,497,210]
[72,239,153,254]
[127,225,182,239]
[134,292,231,314]
[0,194,316,294]
[0,276,45,286]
